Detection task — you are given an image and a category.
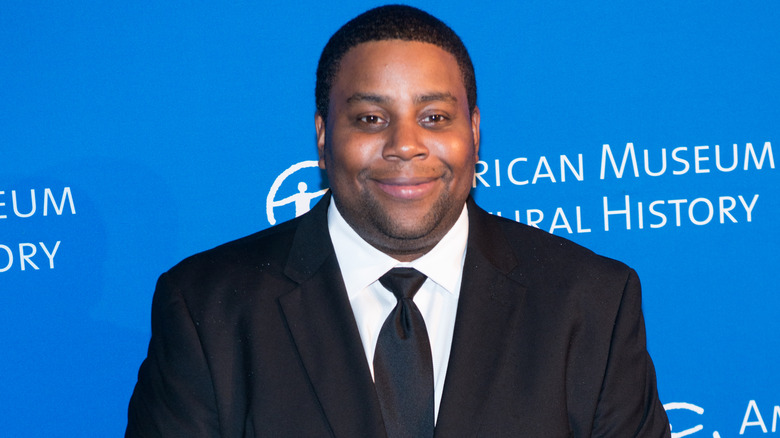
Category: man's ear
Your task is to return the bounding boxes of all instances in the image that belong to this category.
[471,106,481,161]
[315,112,327,170]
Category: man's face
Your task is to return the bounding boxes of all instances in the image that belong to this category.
[316,40,480,261]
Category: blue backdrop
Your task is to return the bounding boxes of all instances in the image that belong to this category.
[2,1,778,436]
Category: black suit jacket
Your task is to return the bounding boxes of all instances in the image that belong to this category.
[127,195,670,437]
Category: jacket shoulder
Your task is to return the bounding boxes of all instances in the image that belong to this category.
[176,216,297,274]
[480,210,635,292]
[156,214,310,308]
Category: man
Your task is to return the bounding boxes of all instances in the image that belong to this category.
[127,5,670,437]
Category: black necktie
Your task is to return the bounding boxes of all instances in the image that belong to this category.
[373,268,435,438]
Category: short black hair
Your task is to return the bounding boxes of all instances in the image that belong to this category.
[315,4,477,121]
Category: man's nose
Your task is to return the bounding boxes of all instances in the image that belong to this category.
[382,119,429,161]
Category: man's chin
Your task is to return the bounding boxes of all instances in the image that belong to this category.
[376,214,443,241]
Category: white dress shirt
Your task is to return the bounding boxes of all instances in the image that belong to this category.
[327,199,468,421]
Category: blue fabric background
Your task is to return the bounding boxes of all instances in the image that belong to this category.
[2,1,777,436]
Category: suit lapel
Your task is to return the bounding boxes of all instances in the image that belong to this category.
[277,196,529,437]
[435,200,528,437]
[278,194,386,438]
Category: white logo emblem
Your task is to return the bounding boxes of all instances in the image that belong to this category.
[664,402,721,438]
[266,160,328,225]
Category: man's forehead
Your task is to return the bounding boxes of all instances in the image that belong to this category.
[333,40,465,90]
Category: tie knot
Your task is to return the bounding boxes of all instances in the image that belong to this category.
[379,267,427,300]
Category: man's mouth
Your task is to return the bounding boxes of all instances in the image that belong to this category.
[373,177,438,200]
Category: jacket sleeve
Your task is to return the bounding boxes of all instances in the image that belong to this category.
[591,269,671,437]
[126,273,221,437]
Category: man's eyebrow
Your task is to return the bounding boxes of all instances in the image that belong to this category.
[346,93,389,104]
[415,92,457,104]
[345,92,458,105]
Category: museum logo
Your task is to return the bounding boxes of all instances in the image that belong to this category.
[265,160,327,226]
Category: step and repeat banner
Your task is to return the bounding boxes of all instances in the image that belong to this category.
[2,1,777,436]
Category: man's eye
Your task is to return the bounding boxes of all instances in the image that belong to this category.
[421,114,449,124]
[359,115,384,124]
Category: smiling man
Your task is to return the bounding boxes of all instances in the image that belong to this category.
[316,38,479,261]
[127,5,670,437]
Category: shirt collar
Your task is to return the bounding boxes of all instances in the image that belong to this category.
[327,198,469,299]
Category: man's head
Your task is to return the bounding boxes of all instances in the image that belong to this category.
[315,5,480,261]
[315,4,477,123]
